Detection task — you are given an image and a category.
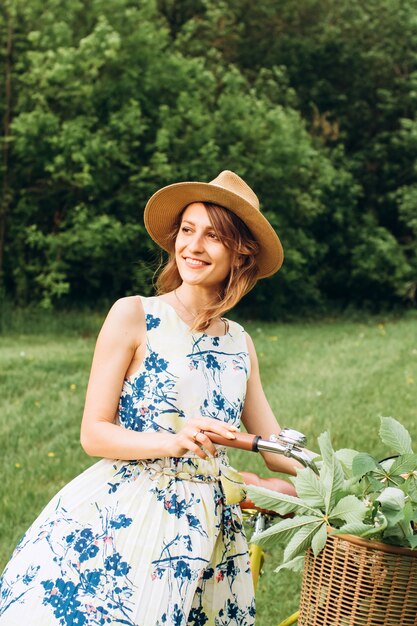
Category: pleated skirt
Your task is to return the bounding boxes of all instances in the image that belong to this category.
[0,456,255,626]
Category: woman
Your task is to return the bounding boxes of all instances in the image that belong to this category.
[0,170,300,626]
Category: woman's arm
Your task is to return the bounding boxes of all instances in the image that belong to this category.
[241,332,310,475]
[80,296,237,461]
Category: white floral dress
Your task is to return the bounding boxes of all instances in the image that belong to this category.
[0,297,255,626]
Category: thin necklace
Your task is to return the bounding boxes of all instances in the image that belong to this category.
[174,289,199,321]
[174,289,229,334]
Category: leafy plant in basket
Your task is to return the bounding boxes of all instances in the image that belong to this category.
[247,417,417,573]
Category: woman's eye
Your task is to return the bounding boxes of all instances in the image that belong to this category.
[181,226,191,234]
[207,232,218,240]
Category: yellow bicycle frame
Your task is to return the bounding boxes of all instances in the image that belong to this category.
[245,510,299,626]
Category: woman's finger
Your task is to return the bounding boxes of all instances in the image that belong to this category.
[189,441,208,459]
[199,424,237,440]
[189,418,238,434]
[194,432,217,457]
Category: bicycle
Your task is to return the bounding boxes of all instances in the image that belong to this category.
[206,429,417,626]
[205,428,318,626]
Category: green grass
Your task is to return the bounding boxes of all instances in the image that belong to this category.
[1,310,417,625]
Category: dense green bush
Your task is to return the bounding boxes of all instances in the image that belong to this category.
[1,0,416,315]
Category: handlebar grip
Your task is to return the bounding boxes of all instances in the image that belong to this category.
[204,431,260,452]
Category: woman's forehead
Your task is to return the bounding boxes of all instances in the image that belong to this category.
[181,202,213,226]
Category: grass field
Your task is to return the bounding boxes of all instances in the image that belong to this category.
[1,308,417,624]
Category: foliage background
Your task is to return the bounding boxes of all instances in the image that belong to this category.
[1,0,417,315]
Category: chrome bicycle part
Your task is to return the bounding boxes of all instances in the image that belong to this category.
[257,428,318,474]
[270,427,307,448]
[254,512,267,536]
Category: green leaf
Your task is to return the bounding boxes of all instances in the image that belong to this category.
[335,448,360,475]
[330,522,381,538]
[293,467,327,509]
[328,495,368,524]
[407,535,417,549]
[274,556,305,574]
[389,454,417,476]
[407,476,417,503]
[377,488,407,529]
[284,521,324,562]
[311,523,328,556]
[379,416,413,454]
[318,432,345,511]
[379,457,397,472]
[246,485,319,516]
[382,509,406,528]
[367,476,385,492]
[253,515,321,549]
[352,453,378,478]
[383,521,413,543]
[377,487,406,511]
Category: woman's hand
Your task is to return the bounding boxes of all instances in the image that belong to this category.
[169,418,238,460]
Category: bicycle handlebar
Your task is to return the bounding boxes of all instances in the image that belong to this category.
[203,428,319,474]
[205,431,260,452]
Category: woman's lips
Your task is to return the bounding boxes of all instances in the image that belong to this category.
[183,257,210,268]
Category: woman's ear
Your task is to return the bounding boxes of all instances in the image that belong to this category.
[234,255,244,269]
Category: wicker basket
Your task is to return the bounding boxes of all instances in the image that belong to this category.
[298,533,417,626]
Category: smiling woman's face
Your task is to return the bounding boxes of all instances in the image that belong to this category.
[175,202,233,289]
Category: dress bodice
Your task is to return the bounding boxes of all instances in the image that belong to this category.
[118,296,250,435]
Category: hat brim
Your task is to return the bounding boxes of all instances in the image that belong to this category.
[144,181,283,278]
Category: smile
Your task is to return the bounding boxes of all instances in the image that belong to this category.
[184,257,210,268]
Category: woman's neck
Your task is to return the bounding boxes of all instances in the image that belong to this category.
[174,284,217,315]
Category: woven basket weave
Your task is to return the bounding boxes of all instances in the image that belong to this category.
[298,533,417,626]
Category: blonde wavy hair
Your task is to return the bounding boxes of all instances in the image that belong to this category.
[156,202,260,331]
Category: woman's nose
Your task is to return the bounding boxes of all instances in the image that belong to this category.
[187,232,205,252]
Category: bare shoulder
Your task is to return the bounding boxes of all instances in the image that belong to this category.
[108,295,144,322]
[100,296,146,346]
[244,331,257,355]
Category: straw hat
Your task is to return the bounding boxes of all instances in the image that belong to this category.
[143,170,283,278]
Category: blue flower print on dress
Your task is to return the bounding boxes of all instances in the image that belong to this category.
[205,353,220,370]
[151,534,209,620]
[185,336,249,428]
[151,482,208,538]
[0,297,254,626]
[41,577,87,625]
[145,351,169,373]
[118,394,145,432]
[188,606,209,626]
[104,552,131,576]
[110,514,133,530]
[146,314,161,331]
[25,504,138,626]
[107,461,142,494]
[157,603,186,626]
[119,345,185,432]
